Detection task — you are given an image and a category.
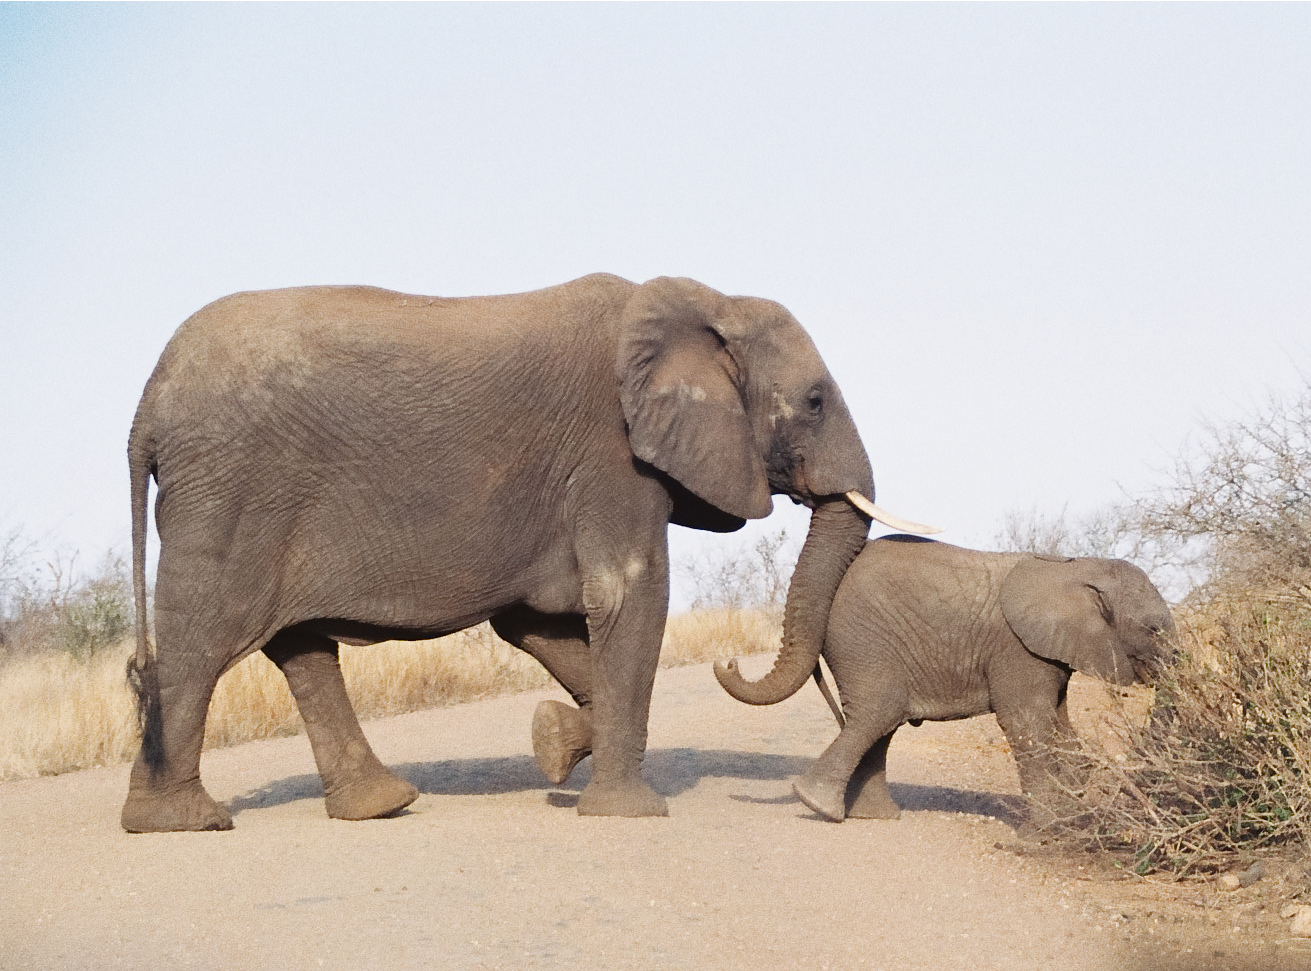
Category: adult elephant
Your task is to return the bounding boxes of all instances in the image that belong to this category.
[122,273,921,832]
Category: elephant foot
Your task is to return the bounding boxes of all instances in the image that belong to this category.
[532,700,593,785]
[122,780,234,833]
[793,773,847,822]
[325,770,419,821]
[846,783,902,820]
[576,777,669,817]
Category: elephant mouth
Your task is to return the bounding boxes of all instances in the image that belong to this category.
[766,450,812,507]
[1130,627,1177,685]
[1130,653,1168,685]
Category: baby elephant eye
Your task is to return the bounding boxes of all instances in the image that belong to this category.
[805,390,825,416]
[1092,587,1115,624]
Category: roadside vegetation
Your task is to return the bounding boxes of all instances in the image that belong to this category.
[995,385,1311,877]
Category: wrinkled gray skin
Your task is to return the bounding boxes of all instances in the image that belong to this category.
[717,536,1174,823]
[122,274,877,832]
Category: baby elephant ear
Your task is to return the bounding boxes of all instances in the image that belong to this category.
[999,557,1134,685]
[617,277,772,522]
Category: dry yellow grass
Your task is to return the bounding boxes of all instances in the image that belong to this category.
[0,650,139,779]
[0,609,779,781]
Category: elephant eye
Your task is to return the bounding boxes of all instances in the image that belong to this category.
[804,389,825,417]
[1092,587,1115,625]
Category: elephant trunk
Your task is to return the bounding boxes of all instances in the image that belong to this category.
[714,495,870,705]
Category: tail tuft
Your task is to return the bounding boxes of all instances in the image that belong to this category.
[125,655,164,770]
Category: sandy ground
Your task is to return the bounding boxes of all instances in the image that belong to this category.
[3,660,1309,971]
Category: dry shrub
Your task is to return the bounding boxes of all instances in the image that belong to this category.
[1014,383,1311,875]
[0,609,778,780]
[1,544,132,662]
[1070,596,1311,876]
[1138,388,1311,599]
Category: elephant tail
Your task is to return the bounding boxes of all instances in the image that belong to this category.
[812,662,845,727]
[125,419,163,769]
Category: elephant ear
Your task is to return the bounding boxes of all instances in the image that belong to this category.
[999,556,1135,686]
[617,277,772,522]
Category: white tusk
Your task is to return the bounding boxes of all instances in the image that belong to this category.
[845,491,942,535]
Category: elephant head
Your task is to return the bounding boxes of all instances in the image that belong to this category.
[618,277,933,707]
[999,556,1175,686]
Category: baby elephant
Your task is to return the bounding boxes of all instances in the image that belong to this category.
[716,536,1174,823]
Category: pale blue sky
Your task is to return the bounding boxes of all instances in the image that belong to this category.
[2,4,1308,604]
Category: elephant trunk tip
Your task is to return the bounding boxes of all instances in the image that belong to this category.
[713,657,762,703]
[713,657,740,686]
[714,654,811,706]
[1132,650,1172,687]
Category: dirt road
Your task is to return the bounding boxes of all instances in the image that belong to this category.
[2,660,1306,970]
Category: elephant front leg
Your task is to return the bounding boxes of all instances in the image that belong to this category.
[995,706,1079,831]
[573,553,669,818]
[264,631,418,821]
[1049,691,1092,792]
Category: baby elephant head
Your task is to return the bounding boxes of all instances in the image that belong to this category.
[999,556,1175,686]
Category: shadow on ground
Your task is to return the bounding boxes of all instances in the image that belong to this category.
[225,746,1025,828]
[889,782,1027,825]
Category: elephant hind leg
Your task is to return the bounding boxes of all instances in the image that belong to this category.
[264,629,417,820]
[531,700,594,785]
[122,652,233,833]
[795,702,904,822]
[122,769,233,832]
[491,608,595,785]
[844,732,901,819]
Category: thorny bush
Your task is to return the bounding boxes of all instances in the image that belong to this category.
[1034,383,1311,876]
[0,537,133,662]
